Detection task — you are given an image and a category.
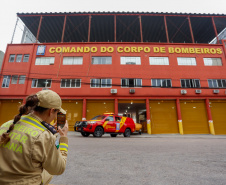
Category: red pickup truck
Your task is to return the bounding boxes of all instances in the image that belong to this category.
[74,113,136,137]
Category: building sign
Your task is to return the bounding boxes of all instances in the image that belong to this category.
[37,45,46,55]
[48,45,223,55]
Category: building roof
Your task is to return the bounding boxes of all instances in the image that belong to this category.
[17,11,226,16]
[16,11,226,44]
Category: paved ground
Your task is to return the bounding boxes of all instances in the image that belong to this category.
[51,132,226,185]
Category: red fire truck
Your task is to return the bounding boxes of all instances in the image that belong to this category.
[74,113,136,137]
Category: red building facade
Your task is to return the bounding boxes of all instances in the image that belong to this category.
[0,12,226,134]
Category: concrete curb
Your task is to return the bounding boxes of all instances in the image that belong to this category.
[68,131,226,139]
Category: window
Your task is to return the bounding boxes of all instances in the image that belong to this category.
[106,116,114,121]
[180,79,200,88]
[19,76,26,84]
[8,54,30,63]
[23,54,30,62]
[208,79,226,88]
[35,57,55,65]
[11,75,18,84]
[120,57,141,65]
[2,75,11,87]
[177,57,196,66]
[149,57,169,65]
[121,79,142,87]
[63,57,83,65]
[16,55,22,62]
[92,57,112,64]
[204,58,222,66]
[31,79,51,88]
[151,79,172,87]
[61,79,81,88]
[115,116,121,122]
[91,79,100,87]
[9,55,15,62]
[91,79,112,88]
[101,79,112,87]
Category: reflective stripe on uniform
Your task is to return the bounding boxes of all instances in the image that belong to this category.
[59,143,68,151]
[20,116,46,131]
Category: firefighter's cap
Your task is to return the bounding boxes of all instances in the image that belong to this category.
[36,90,66,114]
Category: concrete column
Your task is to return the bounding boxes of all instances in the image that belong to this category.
[114,98,118,114]
[176,99,184,135]
[82,99,86,120]
[146,99,151,134]
[205,99,215,135]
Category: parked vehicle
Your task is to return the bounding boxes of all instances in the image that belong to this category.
[134,123,142,135]
[74,113,136,137]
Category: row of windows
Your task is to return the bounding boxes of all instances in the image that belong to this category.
[2,75,26,87]
[2,76,226,88]
[49,56,224,66]
[9,55,223,66]
[9,54,30,63]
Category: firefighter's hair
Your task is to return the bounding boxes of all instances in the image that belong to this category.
[0,94,40,145]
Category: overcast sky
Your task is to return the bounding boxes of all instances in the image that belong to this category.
[0,0,226,52]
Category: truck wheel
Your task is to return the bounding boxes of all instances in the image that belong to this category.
[93,127,103,137]
[110,134,117,137]
[123,128,131,137]
[81,132,90,137]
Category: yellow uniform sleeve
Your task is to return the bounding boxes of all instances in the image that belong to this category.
[32,131,68,175]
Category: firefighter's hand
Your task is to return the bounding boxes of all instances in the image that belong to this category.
[53,121,57,130]
[58,120,68,137]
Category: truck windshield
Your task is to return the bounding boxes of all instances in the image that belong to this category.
[91,115,106,120]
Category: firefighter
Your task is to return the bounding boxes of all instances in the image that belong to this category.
[0,90,69,185]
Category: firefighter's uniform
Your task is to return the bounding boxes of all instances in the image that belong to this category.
[0,113,68,185]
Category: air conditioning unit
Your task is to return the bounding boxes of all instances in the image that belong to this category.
[110,89,117,94]
[195,89,202,94]
[213,89,219,94]
[129,89,135,94]
[181,90,187,94]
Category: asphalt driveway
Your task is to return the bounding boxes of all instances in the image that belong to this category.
[51,132,226,185]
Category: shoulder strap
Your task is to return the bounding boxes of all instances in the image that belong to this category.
[40,121,57,135]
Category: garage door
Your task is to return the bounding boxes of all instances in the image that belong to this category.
[180,100,209,134]
[0,99,23,126]
[149,100,178,134]
[62,100,83,131]
[210,100,226,135]
[86,100,114,120]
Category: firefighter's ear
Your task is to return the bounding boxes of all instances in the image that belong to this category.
[48,108,55,116]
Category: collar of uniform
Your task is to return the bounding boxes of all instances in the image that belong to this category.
[27,113,57,135]
[27,113,44,123]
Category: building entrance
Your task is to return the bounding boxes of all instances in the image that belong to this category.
[118,100,147,133]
